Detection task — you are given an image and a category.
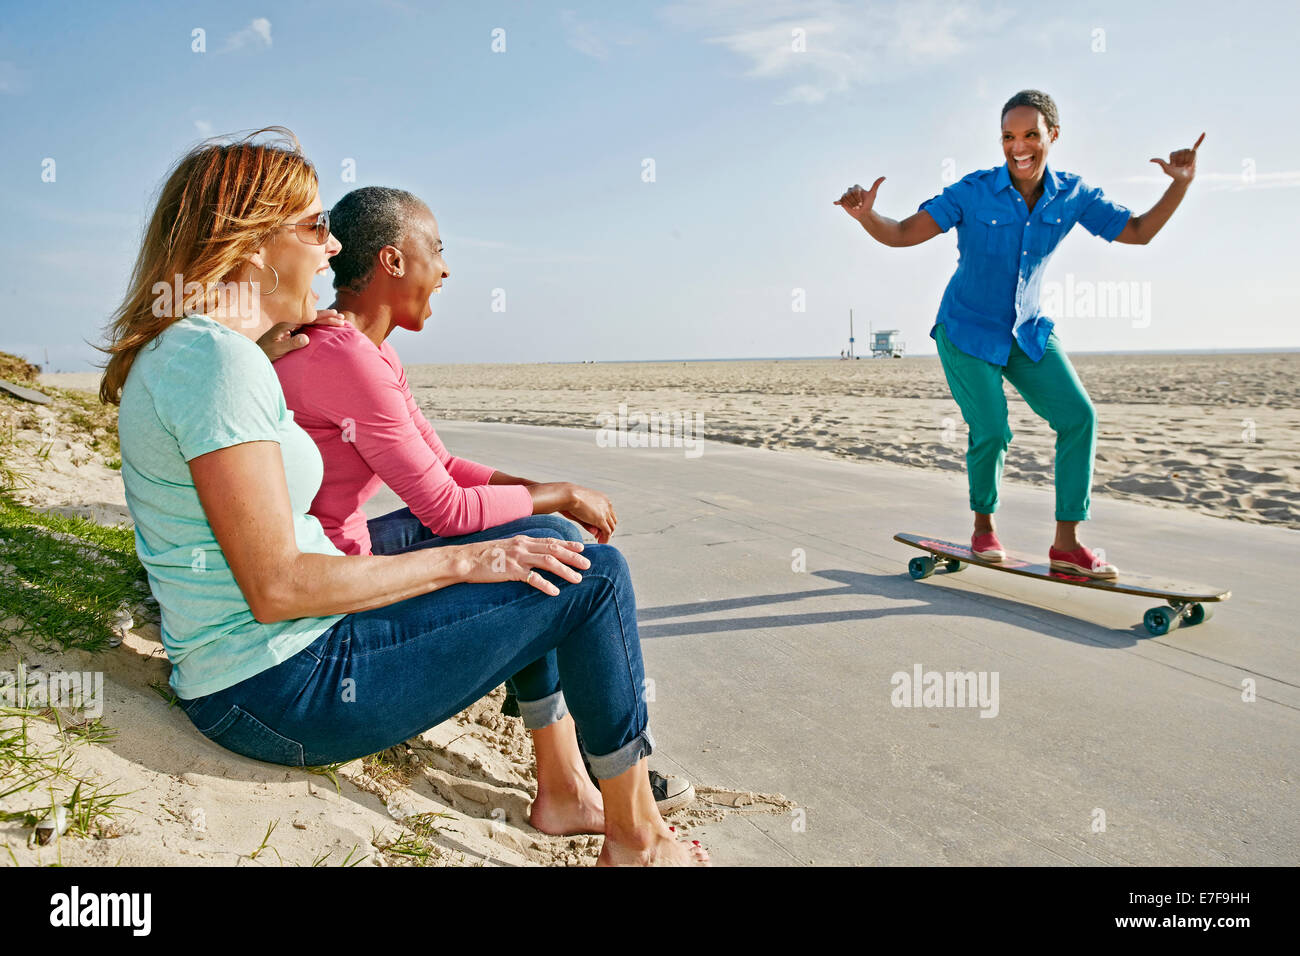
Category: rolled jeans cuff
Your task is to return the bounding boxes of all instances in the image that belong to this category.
[516,689,568,731]
[584,726,655,781]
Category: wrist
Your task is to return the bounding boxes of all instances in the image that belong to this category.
[562,482,579,510]
[435,546,472,587]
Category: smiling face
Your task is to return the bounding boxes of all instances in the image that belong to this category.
[260,188,342,326]
[1001,105,1059,188]
[390,205,449,333]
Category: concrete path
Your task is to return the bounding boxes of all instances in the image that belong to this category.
[366,421,1298,866]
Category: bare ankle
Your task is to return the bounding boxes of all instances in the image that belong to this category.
[604,820,663,849]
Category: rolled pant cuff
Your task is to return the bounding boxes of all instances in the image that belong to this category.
[516,689,568,730]
[1055,511,1090,522]
[584,727,655,780]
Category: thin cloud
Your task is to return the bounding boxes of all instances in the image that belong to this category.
[221,18,272,53]
[662,0,1009,105]
[559,9,644,61]
[194,119,215,137]
[561,9,609,60]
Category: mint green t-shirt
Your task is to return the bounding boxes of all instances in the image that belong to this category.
[118,315,344,699]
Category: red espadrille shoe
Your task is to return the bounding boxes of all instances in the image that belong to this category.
[971,530,1005,562]
[1049,543,1118,579]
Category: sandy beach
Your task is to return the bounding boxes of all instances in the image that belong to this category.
[4,351,1297,866]
[400,351,1300,529]
[35,351,1300,533]
[1,367,791,867]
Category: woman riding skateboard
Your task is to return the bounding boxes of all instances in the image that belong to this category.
[836,89,1202,578]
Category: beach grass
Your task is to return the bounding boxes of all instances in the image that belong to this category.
[1,665,136,852]
[307,843,367,867]
[0,421,29,495]
[245,818,281,864]
[0,494,149,654]
[1,352,145,654]
[0,354,39,386]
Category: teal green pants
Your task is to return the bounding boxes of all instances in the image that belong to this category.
[935,323,1096,521]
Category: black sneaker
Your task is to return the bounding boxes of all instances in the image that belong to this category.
[648,769,695,814]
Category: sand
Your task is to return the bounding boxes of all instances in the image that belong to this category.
[399,351,1300,529]
[6,350,1295,865]
[1,389,129,526]
[1,378,791,867]
[1,628,788,867]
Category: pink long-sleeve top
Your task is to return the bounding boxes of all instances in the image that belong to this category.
[274,323,534,555]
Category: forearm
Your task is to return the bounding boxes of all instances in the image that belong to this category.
[488,470,576,513]
[858,209,907,247]
[857,209,940,247]
[1128,180,1189,244]
[488,470,538,487]
[525,481,576,515]
[261,547,469,622]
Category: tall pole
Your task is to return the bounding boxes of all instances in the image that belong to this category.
[848,309,855,359]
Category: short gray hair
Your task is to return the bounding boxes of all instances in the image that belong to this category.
[329,186,427,294]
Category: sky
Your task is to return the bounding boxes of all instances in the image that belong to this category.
[2,0,1298,371]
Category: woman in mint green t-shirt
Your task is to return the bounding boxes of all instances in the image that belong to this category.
[100,128,707,867]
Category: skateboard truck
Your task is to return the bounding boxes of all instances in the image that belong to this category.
[1142,600,1213,637]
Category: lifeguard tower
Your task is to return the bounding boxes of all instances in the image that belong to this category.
[871,329,905,358]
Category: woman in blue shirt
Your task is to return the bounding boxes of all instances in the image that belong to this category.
[836,90,1202,577]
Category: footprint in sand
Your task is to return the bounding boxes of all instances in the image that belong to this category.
[1226,469,1284,484]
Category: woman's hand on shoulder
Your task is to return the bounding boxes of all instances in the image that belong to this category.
[258,309,348,363]
[455,535,590,596]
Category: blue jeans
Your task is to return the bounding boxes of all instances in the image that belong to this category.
[179,511,654,778]
[366,510,581,716]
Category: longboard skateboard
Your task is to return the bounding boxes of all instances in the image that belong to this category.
[894,533,1230,637]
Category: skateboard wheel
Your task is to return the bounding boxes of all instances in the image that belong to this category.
[1143,606,1182,636]
[1187,603,1213,626]
[944,559,964,573]
[908,556,935,580]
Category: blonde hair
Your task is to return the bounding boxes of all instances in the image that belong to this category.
[99,127,318,404]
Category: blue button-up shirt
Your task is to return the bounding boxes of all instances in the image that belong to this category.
[919,163,1131,365]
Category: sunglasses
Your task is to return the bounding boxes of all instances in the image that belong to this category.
[281,209,331,245]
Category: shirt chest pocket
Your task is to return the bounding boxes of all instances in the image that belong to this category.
[973,208,1019,257]
[1029,211,1067,256]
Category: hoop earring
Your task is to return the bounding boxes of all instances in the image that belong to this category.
[259,264,279,296]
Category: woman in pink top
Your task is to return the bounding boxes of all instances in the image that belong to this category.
[272,191,615,557]
[270,187,696,817]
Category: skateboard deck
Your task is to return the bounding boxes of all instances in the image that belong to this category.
[894,532,1230,636]
[0,378,52,405]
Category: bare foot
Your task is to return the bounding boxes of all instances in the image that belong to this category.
[596,827,711,866]
[529,782,605,836]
